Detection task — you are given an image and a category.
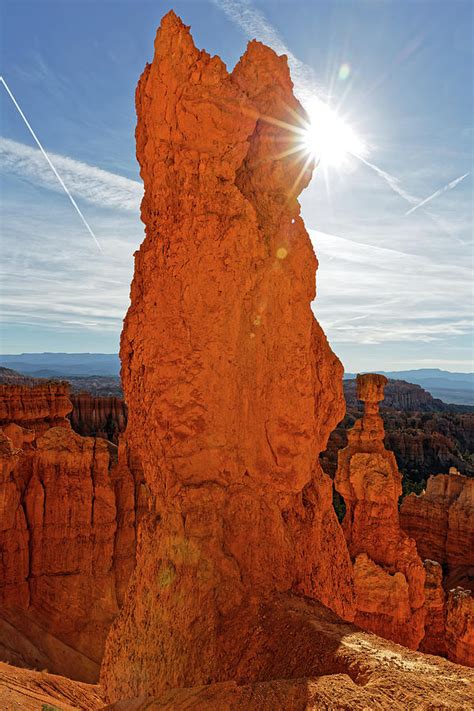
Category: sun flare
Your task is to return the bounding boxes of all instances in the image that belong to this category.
[300,99,366,168]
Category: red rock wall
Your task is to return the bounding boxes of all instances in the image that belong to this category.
[0,387,139,682]
[0,383,72,434]
[400,471,473,666]
[445,587,474,667]
[101,11,354,701]
[420,559,446,657]
[335,374,426,650]
[400,471,474,588]
[69,393,127,443]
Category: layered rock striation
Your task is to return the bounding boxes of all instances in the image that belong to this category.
[101,10,355,701]
[400,469,474,589]
[0,383,72,434]
[400,470,474,666]
[0,385,139,682]
[334,374,426,649]
[70,393,127,443]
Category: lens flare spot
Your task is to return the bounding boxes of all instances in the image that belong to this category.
[276,247,288,260]
[338,63,351,81]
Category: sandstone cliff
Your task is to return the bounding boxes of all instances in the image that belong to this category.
[421,559,446,657]
[0,383,72,434]
[70,393,127,443]
[400,470,473,666]
[400,470,474,590]
[446,587,474,667]
[0,385,138,682]
[334,374,426,649]
[101,10,355,701]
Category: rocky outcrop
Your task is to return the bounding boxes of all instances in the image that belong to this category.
[335,374,426,649]
[0,661,104,711]
[70,393,127,443]
[0,387,139,682]
[2,599,474,710]
[400,470,474,590]
[0,383,72,434]
[421,560,446,656]
[101,11,355,702]
[446,587,474,667]
[400,470,473,666]
[0,431,29,608]
[344,378,454,412]
[321,409,473,485]
[102,595,474,709]
[0,367,36,386]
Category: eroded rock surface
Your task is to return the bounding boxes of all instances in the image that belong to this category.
[0,383,72,434]
[101,595,474,710]
[101,10,354,701]
[446,587,474,667]
[0,386,138,682]
[400,469,474,590]
[334,374,426,649]
[70,393,127,443]
[421,559,446,657]
[0,661,104,711]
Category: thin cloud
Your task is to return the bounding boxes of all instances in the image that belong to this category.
[357,155,419,205]
[214,0,324,104]
[310,229,472,345]
[405,172,470,216]
[1,136,143,212]
[1,76,104,252]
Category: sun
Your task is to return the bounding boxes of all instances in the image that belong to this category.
[300,98,366,168]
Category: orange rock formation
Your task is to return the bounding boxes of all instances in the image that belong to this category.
[0,382,72,434]
[2,599,474,710]
[334,373,426,649]
[400,469,474,590]
[446,587,474,667]
[70,393,127,443]
[101,10,355,701]
[0,385,138,682]
[421,559,447,657]
[1,11,473,707]
[400,470,474,666]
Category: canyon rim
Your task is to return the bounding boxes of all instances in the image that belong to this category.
[0,9,473,711]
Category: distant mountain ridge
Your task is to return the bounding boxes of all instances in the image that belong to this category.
[344,368,474,406]
[0,355,472,405]
[0,353,120,377]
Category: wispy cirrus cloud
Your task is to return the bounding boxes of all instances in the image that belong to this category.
[310,229,473,346]
[0,136,143,212]
[213,0,329,105]
[405,172,471,216]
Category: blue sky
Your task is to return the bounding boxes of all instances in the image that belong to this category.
[1,0,472,372]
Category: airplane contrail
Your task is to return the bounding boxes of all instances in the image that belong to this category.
[356,155,419,205]
[405,172,470,216]
[0,76,103,253]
